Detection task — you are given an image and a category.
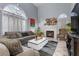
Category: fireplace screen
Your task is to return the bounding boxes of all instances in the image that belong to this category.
[46,31,54,38]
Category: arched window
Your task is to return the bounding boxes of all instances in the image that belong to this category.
[2,5,27,35]
[3,4,27,19]
[58,13,68,29]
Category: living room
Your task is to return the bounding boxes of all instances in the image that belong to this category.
[0,3,78,56]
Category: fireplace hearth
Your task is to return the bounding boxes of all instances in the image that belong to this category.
[46,31,54,38]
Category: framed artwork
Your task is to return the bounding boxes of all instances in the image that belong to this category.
[29,18,35,27]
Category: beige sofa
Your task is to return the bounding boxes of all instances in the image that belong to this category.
[4,32,36,45]
[0,38,39,56]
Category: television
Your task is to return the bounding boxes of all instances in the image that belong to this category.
[71,3,79,34]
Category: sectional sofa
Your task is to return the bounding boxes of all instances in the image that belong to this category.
[0,31,69,56]
[4,31,36,45]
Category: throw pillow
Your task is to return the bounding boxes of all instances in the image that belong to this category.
[16,32,22,38]
[5,32,18,39]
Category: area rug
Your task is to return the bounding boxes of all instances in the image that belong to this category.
[23,40,57,56]
[39,41,57,56]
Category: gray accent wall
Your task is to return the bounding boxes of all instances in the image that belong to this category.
[38,3,73,23]
[19,3,38,31]
[19,3,38,19]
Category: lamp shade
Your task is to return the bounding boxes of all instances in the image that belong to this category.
[71,12,78,16]
[58,13,67,19]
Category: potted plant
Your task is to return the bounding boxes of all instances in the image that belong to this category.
[35,27,44,40]
[66,23,72,32]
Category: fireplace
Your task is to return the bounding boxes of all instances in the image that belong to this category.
[46,31,54,38]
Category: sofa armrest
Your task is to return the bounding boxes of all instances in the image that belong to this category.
[0,43,10,56]
[16,49,39,56]
[16,35,36,40]
[16,46,39,56]
[16,35,36,45]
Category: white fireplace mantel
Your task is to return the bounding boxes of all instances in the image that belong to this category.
[39,21,58,42]
[44,25,58,42]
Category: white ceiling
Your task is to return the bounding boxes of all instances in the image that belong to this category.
[33,3,75,7]
[33,3,52,7]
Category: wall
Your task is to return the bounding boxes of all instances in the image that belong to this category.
[19,3,38,19]
[38,3,73,22]
[19,3,38,31]
[38,3,74,41]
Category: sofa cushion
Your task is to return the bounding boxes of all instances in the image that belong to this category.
[5,32,18,39]
[26,31,35,35]
[20,31,35,37]
[0,39,23,56]
[20,32,29,37]
[16,32,22,38]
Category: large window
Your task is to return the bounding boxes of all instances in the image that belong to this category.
[2,4,27,35]
[3,5,27,19]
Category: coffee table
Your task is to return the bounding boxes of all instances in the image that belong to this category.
[28,37,48,50]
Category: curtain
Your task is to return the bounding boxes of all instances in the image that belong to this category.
[2,13,26,35]
[2,14,8,35]
[8,16,14,32]
[17,19,23,32]
[22,20,26,31]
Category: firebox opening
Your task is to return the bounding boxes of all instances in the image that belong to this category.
[46,31,54,38]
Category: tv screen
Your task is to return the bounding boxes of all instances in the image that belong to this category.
[71,3,79,34]
[71,16,79,34]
